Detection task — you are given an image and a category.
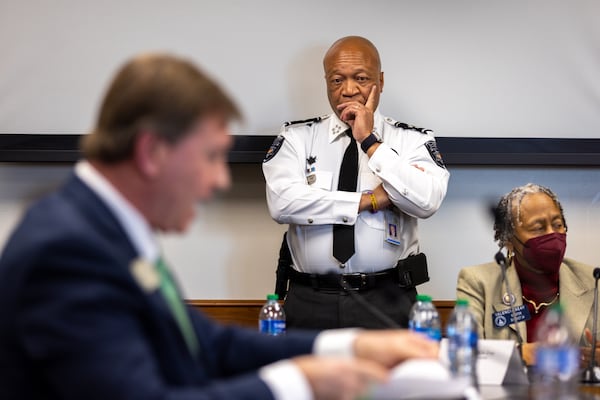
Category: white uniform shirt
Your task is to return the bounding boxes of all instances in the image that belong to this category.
[263,111,450,274]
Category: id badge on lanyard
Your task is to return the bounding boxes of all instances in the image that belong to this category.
[385,209,401,245]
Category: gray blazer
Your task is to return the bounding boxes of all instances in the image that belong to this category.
[456,257,596,345]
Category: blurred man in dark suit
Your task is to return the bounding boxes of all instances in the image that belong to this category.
[0,53,438,400]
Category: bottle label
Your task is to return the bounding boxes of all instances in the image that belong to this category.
[536,345,579,379]
[447,328,478,376]
[412,326,442,341]
[447,328,478,346]
[259,320,286,336]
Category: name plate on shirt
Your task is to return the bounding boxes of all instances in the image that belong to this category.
[440,339,529,386]
[492,305,531,328]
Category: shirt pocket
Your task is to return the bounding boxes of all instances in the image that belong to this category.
[309,170,333,191]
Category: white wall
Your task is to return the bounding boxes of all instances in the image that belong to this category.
[1,0,599,138]
[2,163,599,300]
[1,0,599,300]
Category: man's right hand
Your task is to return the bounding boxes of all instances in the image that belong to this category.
[521,342,538,366]
[293,329,439,399]
[293,356,388,400]
[352,330,439,368]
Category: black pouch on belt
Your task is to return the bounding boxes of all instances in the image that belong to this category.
[396,253,429,288]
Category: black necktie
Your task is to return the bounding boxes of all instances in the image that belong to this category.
[333,130,358,263]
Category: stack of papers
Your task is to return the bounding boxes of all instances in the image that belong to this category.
[367,359,474,399]
[367,339,529,399]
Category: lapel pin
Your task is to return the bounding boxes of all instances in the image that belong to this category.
[502,292,516,306]
[130,258,160,293]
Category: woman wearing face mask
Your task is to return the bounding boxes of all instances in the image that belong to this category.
[456,183,597,366]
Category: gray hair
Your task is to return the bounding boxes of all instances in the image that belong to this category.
[493,183,566,247]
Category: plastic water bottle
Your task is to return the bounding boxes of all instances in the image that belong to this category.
[532,303,579,399]
[446,298,479,387]
[408,294,441,341]
[258,294,286,336]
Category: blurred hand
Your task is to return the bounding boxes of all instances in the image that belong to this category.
[581,328,600,368]
[352,330,439,368]
[521,342,538,366]
[294,356,388,400]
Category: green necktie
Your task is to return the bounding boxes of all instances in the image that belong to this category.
[155,257,199,357]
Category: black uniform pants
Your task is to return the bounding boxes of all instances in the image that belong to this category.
[283,279,417,330]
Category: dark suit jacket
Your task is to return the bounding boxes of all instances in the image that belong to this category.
[0,173,317,400]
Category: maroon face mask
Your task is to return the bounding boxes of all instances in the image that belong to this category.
[517,232,567,274]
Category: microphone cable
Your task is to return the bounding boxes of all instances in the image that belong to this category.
[581,267,600,383]
[495,250,528,377]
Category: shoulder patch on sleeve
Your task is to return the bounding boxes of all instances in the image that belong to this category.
[384,117,433,134]
[424,140,446,169]
[283,114,329,128]
[263,135,285,163]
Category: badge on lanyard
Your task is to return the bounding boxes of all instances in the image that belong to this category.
[384,210,401,245]
[306,156,317,185]
[492,305,532,328]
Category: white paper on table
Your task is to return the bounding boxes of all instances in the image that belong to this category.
[367,359,472,400]
[439,338,529,386]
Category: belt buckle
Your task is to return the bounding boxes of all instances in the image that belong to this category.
[340,273,367,291]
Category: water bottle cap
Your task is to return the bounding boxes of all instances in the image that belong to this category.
[455,298,469,306]
[547,301,563,313]
[416,294,432,302]
[267,294,279,300]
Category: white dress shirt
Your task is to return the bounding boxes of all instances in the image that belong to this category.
[75,161,159,263]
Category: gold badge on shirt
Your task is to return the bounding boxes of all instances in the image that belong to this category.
[130,258,160,293]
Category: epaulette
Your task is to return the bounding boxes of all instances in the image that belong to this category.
[283,114,330,128]
[384,117,433,134]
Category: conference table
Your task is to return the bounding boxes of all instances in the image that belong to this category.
[477,383,600,399]
[370,383,600,399]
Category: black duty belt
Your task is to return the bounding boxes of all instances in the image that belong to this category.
[288,253,429,291]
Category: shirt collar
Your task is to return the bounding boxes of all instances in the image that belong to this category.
[327,109,382,144]
[75,160,160,263]
[327,114,350,143]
